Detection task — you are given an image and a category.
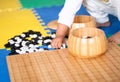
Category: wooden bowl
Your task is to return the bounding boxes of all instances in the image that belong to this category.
[70,15,96,32]
[47,15,96,31]
[68,28,107,58]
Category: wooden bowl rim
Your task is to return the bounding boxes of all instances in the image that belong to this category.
[74,15,95,23]
[70,28,105,39]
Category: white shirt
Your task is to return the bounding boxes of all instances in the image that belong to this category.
[58,0,120,27]
[58,0,83,27]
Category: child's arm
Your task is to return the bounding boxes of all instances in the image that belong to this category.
[51,23,68,48]
[56,23,68,38]
[58,0,83,27]
[51,0,83,48]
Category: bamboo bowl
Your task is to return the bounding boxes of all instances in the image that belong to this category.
[70,15,96,32]
[68,28,107,58]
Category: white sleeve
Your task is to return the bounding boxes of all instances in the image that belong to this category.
[58,0,83,27]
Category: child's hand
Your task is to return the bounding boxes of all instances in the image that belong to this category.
[51,23,69,48]
[51,36,65,49]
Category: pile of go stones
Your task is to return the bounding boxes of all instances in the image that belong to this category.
[5,30,67,55]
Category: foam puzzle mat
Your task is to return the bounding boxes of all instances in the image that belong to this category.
[0,0,120,82]
[0,1,64,81]
[19,0,65,9]
[0,9,49,49]
[0,0,21,12]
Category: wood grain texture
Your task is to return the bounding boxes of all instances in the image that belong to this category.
[68,28,107,58]
[71,15,96,32]
[7,42,120,82]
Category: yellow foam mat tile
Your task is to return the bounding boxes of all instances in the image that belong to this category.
[0,0,21,12]
[0,10,49,49]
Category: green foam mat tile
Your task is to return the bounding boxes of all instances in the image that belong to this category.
[19,0,65,9]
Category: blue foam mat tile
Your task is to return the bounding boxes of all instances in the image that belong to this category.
[31,9,51,34]
[34,6,63,25]
[101,15,120,36]
[34,5,89,25]
[0,49,10,82]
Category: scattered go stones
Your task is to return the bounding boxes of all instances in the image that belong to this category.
[4,30,67,55]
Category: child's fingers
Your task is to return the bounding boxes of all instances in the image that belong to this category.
[51,40,59,48]
[51,40,56,48]
[58,41,62,48]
